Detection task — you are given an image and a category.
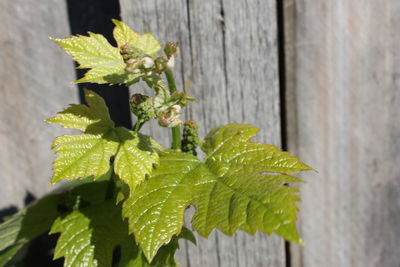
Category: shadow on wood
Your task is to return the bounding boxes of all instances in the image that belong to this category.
[66,0,132,128]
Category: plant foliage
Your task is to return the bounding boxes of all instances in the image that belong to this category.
[46,89,159,190]
[0,19,312,267]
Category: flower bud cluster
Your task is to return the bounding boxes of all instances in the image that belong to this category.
[129,94,155,123]
[153,90,195,128]
[164,42,178,69]
[129,88,196,128]
[181,120,200,155]
[120,42,179,77]
[158,104,182,128]
[123,41,191,128]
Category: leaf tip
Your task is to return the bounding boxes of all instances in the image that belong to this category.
[301,162,316,172]
[50,175,60,185]
[44,117,53,124]
[49,36,58,42]
[111,18,121,25]
[82,87,91,95]
[73,78,83,84]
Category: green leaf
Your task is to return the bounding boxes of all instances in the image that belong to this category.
[124,123,311,261]
[149,226,196,267]
[0,178,111,267]
[0,243,24,267]
[112,19,140,48]
[134,33,161,56]
[46,89,114,133]
[113,128,159,191]
[0,195,60,252]
[122,151,207,261]
[112,19,160,56]
[51,132,119,183]
[50,201,129,267]
[193,123,311,242]
[51,201,188,267]
[50,33,140,85]
[48,89,160,185]
[121,226,195,267]
[201,124,311,174]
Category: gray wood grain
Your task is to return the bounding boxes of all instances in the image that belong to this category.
[120,0,284,266]
[0,0,78,209]
[284,1,400,267]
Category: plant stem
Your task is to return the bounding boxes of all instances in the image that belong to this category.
[105,167,116,200]
[133,121,143,133]
[165,68,181,150]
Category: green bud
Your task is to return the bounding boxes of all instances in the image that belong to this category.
[170,91,196,108]
[125,58,141,74]
[181,120,200,155]
[129,94,155,123]
[158,113,182,128]
[154,56,168,74]
[157,103,183,128]
[120,44,145,61]
[120,44,132,60]
[164,42,179,59]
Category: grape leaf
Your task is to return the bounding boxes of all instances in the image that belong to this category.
[0,195,60,253]
[50,33,139,85]
[47,89,159,190]
[113,127,160,191]
[0,178,111,266]
[123,123,311,261]
[0,243,24,267]
[148,227,196,267]
[47,89,117,183]
[46,90,118,183]
[51,20,160,85]
[46,88,112,132]
[50,201,130,267]
[122,151,205,260]
[192,123,311,241]
[133,33,161,56]
[50,132,119,183]
[51,201,191,267]
[112,19,140,48]
[46,89,114,133]
[112,20,160,56]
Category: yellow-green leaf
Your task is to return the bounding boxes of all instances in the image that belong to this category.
[50,201,191,267]
[113,127,159,191]
[51,132,119,183]
[50,33,140,84]
[112,19,160,56]
[122,151,204,261]
[123,124,311,262]
[112,19,140,48]
[134,33,161,56]
[193,124,311,241]
[0,179,112,267]
[50,201,136,267]
[48,90,161,186]
[46,89,114,133]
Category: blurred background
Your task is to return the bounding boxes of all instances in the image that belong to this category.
[0,0,399,266]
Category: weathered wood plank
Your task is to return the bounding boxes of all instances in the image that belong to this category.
[120,0,284,266]
[0,0,78,209]
[285,1,400,267]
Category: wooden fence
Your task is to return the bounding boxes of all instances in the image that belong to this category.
[0,0,399,266]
